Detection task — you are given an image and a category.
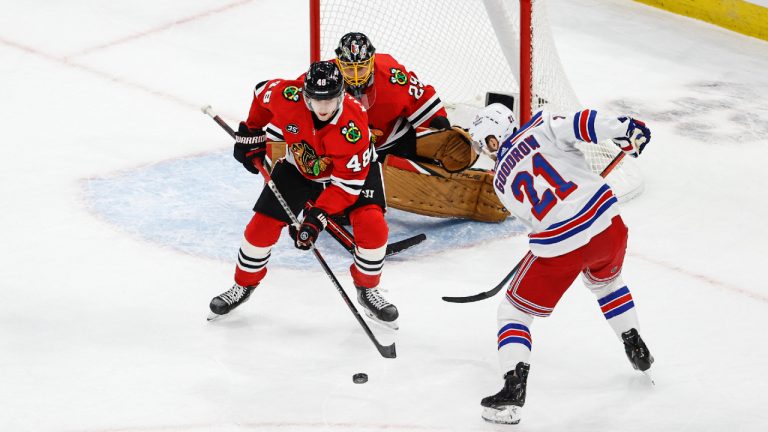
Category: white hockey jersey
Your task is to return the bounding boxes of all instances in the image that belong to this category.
[493,110,630,258]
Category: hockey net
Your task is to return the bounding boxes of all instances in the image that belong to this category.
[311,0,643,201]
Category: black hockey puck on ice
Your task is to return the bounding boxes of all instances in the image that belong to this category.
[352,373,368,384]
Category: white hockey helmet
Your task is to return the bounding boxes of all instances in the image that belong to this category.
[468,103,519,159]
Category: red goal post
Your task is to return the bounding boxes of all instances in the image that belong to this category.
[308,0,644,201]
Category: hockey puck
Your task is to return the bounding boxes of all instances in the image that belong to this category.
[352,373,368,384]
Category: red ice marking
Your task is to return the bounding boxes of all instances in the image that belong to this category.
[0,36,198,110]
[65,0,254,58]
[0,1,252,115]
[632,253,768,304]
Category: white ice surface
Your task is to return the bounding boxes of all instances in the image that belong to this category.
[1,0,767,431]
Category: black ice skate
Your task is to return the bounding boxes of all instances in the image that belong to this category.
[481,362,530,425]
[622,328,654,371]
[622,328,655,384]
[207,284,256,321]
[356,286,399,330]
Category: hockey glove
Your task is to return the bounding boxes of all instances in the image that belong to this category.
[233,122,267,174]
[294,207,328,250]
[612,117,651,158]
[429,115,451,131]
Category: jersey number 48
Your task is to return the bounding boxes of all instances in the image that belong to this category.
[346,147,373,172]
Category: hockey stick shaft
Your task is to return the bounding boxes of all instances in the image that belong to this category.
[201,105,423,258]
[202,106,396,358]
[442,151,627,303]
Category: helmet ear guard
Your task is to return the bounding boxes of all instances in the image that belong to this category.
[468,103,519,159]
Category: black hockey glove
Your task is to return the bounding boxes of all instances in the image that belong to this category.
[233,122,267,174]
[294,207,328,250]
[429,115,451,130]
[613,117,650,158]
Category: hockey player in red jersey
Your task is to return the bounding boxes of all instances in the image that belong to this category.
[208,61,399,329]
[469,104,655,424]
[330,33,509,222]
[334,32,451,157]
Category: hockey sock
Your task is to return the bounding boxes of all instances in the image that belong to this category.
[496,299,534,377]
[583,274,640,339]
[234,212,284,287]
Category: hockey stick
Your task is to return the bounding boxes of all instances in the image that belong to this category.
[317,204,427,257]
[202,105,425,258]
[442,151,627,303]
[203,106,396,358]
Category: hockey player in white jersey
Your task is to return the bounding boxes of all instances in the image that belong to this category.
[469,104,654,425]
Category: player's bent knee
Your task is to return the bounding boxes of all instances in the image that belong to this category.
[350,204,388,248]
[498,298,534,327]
[244,212,286,247]
[582,273,625,298]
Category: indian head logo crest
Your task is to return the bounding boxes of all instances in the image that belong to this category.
[289,141,332,177]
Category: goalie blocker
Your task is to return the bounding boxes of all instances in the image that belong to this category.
[266,126,509,223]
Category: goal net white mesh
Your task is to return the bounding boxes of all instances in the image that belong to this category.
[315,0,643,201]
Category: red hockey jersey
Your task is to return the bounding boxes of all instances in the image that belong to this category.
[318,54,447,151]
[245,78,373,216]
[357,54,447,150]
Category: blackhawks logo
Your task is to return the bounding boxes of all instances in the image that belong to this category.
[290,141,331,176]
[341,121,362,143]
[389,68,408,85]
[282,86,301,102]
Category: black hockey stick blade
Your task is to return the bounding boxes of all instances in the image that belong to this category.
[442,261,521,303]
[377,342,397,358]
[386,233,427,257]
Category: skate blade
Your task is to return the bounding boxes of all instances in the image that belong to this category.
[206,312,224,322]
[642,369,655,386]
[362,309,399,330]
[481,406,521,424]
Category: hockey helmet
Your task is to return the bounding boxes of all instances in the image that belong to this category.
[469,103,519,159]
[335,32,376,89]
[303,61,345,119]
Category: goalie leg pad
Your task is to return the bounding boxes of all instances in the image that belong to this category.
[382,155,509,222]
[414,127,479,173]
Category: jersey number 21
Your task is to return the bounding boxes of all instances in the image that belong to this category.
[511,150,578,221]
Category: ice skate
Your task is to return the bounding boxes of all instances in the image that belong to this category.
[207,284,256,321]
[481,362,529,424]
[356,286,399,330]
[622,328,654,371]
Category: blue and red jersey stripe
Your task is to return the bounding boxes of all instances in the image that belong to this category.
[497,323,532,350]
[598,286,635,319]
[573,109,599,143]
[529,184,617,245]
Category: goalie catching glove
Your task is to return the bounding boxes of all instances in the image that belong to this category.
[233,122,267,174]
[294,206,328,250]
[613,117,650,158]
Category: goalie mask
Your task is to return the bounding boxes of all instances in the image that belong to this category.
[469,103,519,160]
[303,61,345,121]
[335,32,376,91]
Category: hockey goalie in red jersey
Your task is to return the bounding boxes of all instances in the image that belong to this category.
[330,32,509,222]
[208,61,399,330]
